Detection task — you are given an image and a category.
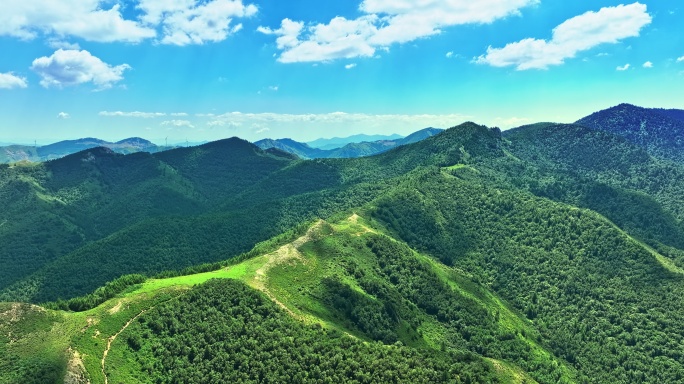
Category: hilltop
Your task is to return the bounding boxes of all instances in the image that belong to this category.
[576,103,684,163]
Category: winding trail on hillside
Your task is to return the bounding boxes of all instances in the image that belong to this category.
[101,309,149,384]
[252,220,324,318]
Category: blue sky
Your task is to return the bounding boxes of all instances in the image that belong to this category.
[0,0,682,144]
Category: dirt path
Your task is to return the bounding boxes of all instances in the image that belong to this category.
[252,220,325,318]
[101,309,148,384]
[348,213,376,236]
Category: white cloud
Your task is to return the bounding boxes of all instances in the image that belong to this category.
[643,61,653,68]
[616,63,631,71]
[446,51,454,58]
[0,0,155,42]
[171,112,189,116]
[162,120,195,128]
[476,3,652,70]
[268,85,279,91]
[57,112,70,119]
[100,111,166,118]
[345,63,357,69]
[0,72,28,89]
[260,0,538,63]
[0,0,257,45]
[138,0,257,45]
[677,56,684,62]
[201,111,474,132]
[31,49,130,89]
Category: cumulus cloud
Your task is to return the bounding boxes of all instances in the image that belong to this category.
[0,0,155,42]
[138,0,257,45]
[345,63,357,69]
[259,0,538,63]
[446,51,454,58]
[31,49,130,89]
[643,61,653,68]
[616,63,631,71]
[162,120,195,128]
[677,56,684,63]
[0,0,256,45]
[57,112,70,119]
[0,72,28,89]
[100,111,166,118]
[476,3,652,70]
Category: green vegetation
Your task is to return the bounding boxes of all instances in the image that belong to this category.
[115,279,496,383]
[3,116,684,383]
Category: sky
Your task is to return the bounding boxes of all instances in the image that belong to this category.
[0,0,682,144]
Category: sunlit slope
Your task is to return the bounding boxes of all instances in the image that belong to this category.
[2,216,549,384]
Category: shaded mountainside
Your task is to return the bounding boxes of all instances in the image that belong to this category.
[576,103,684,163]
[3,115,684,383]
[503,123,684,253]
[0,138,297,300]
[255,127,444,159]
[0,137,166,163]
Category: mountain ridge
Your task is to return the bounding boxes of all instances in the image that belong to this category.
[0,137,167,163]
[255,127,444,159]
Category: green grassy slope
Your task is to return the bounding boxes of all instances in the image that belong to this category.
[2,216,547,384]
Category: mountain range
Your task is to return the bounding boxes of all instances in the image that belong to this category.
[306,133,404,150]
[0,129,443,164]
[0,137,165,163]
[2,103,684,383]
[254,127,444,159]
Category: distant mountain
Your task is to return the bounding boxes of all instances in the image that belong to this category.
[307,133,404,150]
[576,103,684,163]
[255,127,444,159]
[0,137,166,163]
[396,127,444,145]
[253,138,325,159]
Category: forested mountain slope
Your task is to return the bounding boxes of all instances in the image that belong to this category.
[576,103,684,163]
[3,115,684,383]
[0,139,295,300]
[503,123,684,263]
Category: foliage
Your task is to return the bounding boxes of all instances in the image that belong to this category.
[118,279,498,383]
